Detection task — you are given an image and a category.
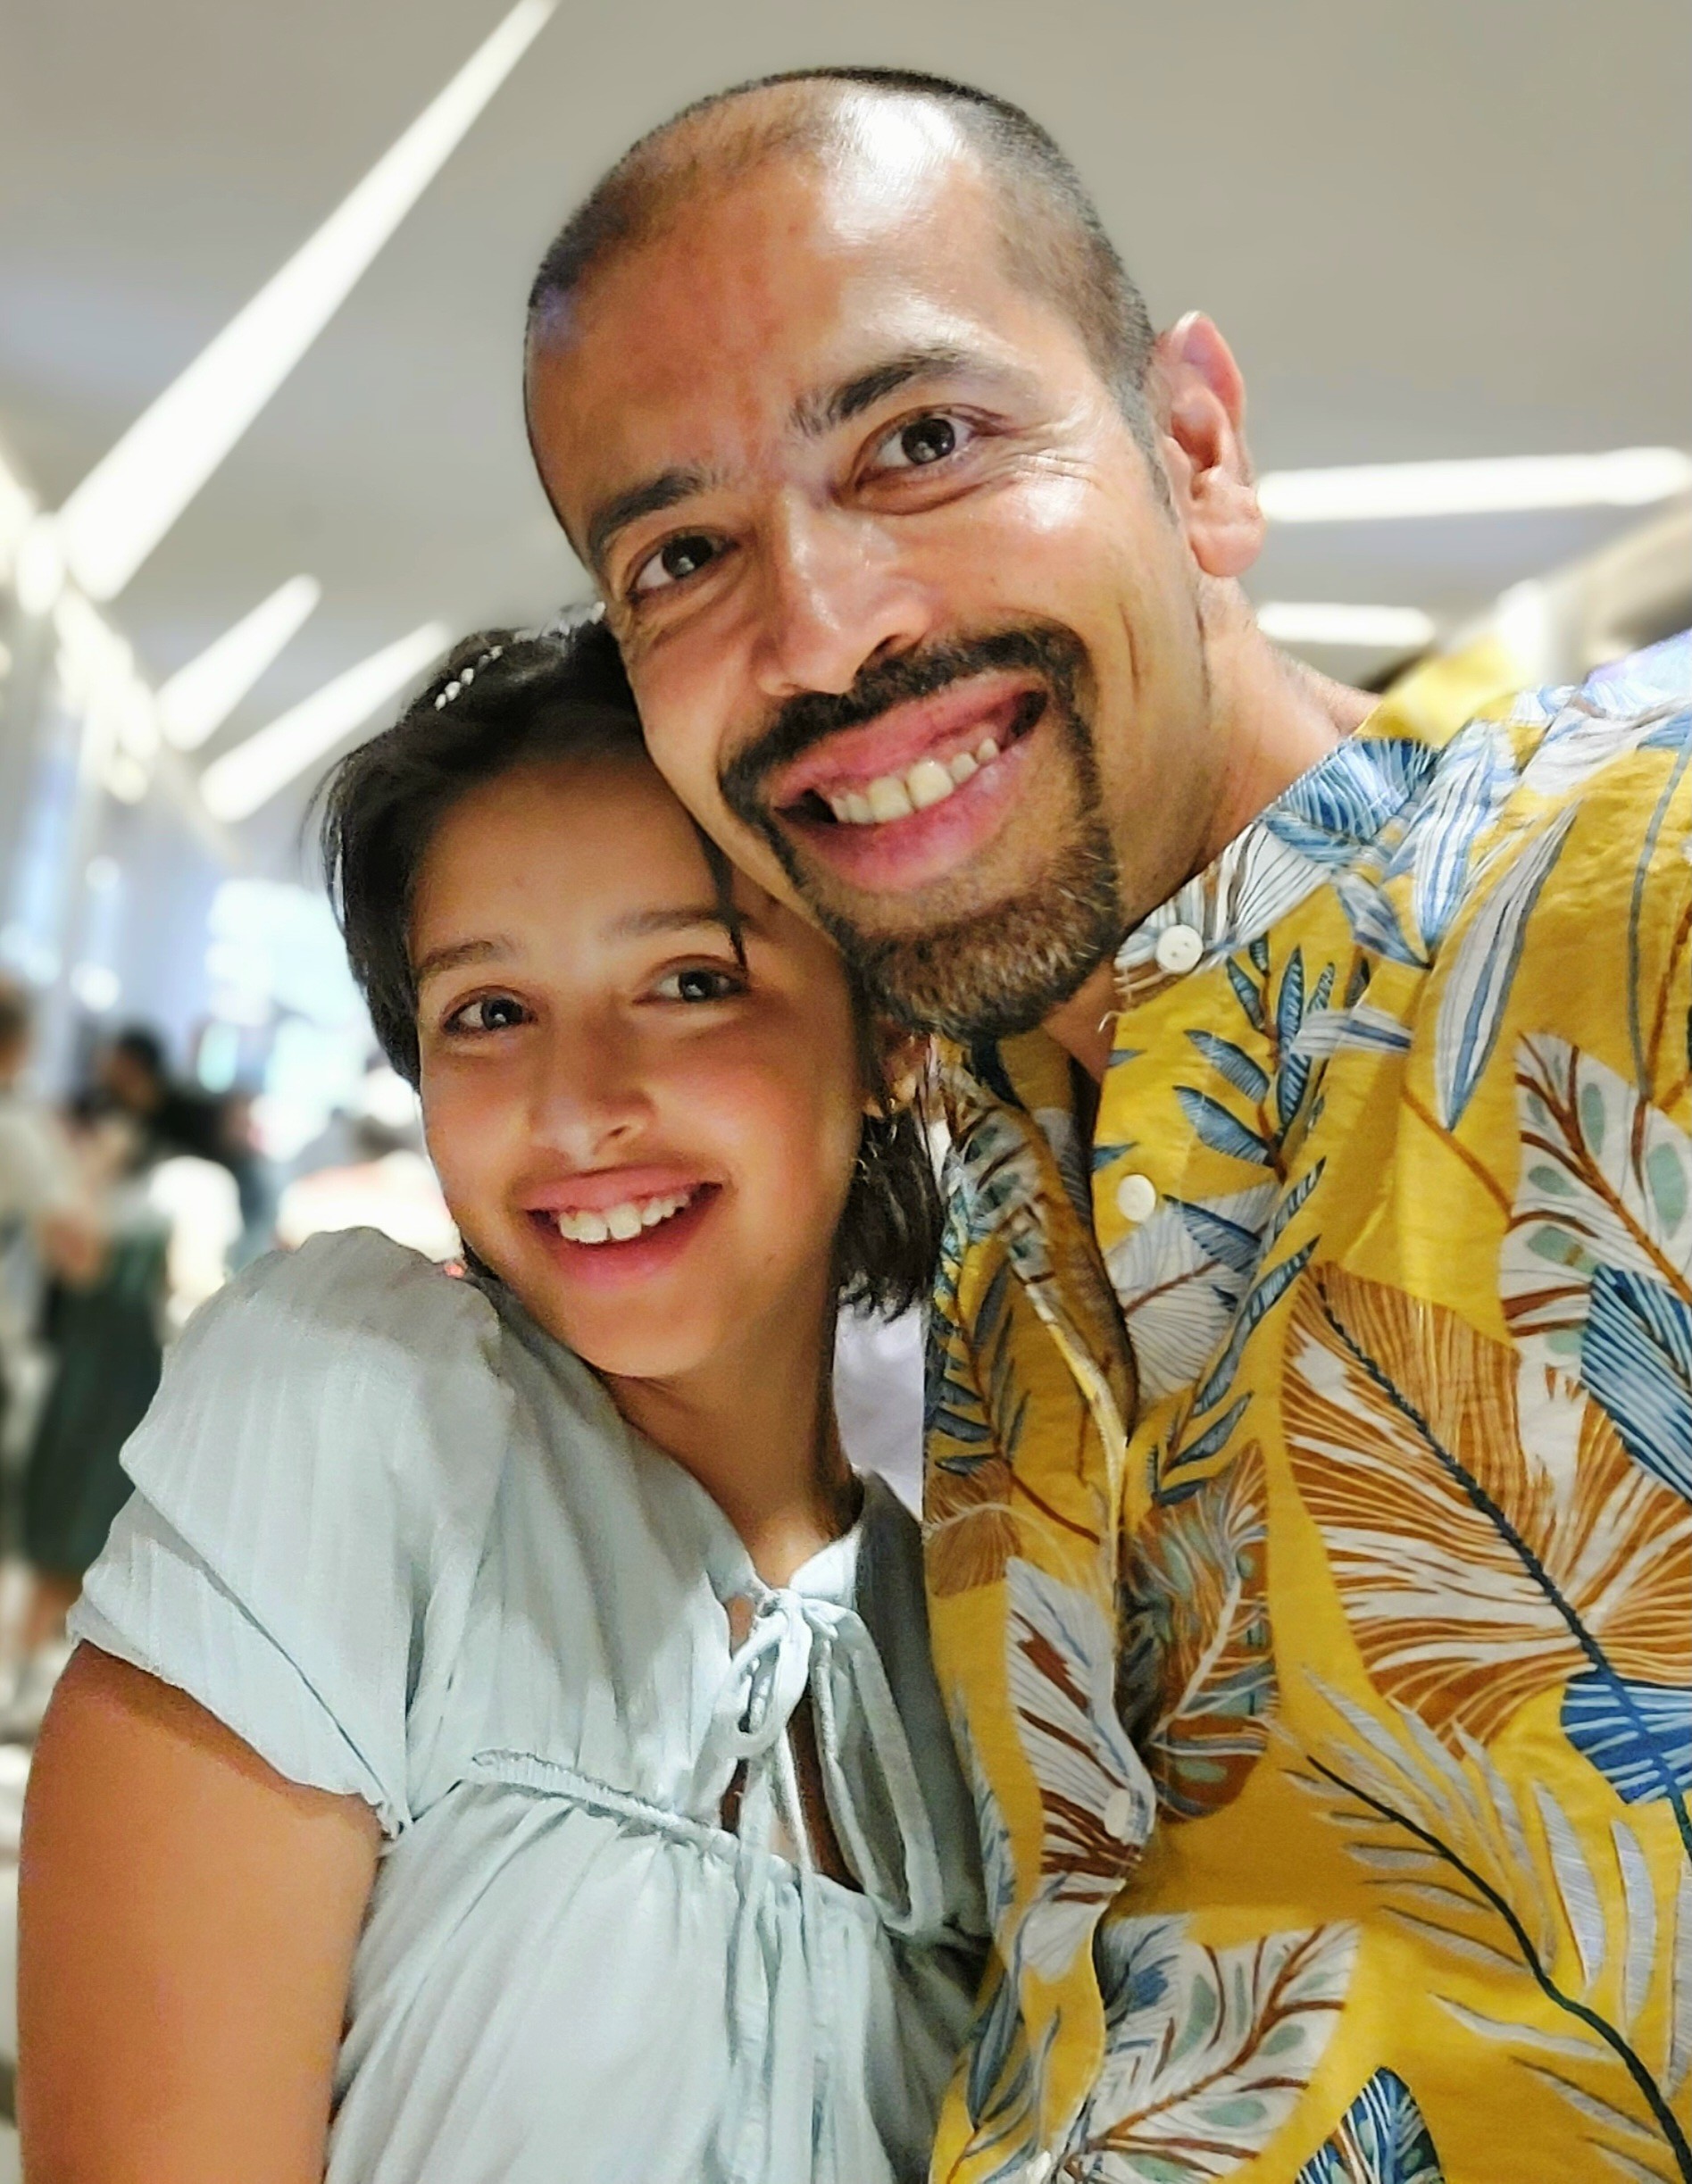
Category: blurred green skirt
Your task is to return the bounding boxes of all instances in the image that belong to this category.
[23,1232,165,1578]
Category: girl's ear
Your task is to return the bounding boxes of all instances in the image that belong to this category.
[863,1024,930,1118]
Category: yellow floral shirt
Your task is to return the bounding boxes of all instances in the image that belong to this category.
[925,635,1692,2183]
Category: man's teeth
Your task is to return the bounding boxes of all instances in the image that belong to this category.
[554,1188,696,1245]
[827,734,1001,826]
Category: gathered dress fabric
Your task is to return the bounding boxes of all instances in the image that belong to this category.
[71,1229,988,2184]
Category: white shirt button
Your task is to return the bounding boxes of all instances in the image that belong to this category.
[1113,1171,1158,1224]
[1154,921,1204,975]
[1104,1787,1139,1842]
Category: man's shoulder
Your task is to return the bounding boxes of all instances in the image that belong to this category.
[1492,629,1691,815]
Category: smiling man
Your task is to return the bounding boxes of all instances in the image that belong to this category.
[526,67,1692,2184]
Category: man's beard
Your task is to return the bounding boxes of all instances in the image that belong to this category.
[721,624,1125,1043]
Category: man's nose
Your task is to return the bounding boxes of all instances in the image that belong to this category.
[527,1019,651,1162]
[749,498,932,699]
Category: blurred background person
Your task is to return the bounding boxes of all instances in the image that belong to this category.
[1,1025,240,1739]
[0,981,98,1544]
[273,1062,457,1263]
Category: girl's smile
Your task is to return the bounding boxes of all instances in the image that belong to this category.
[409,746,865,1388]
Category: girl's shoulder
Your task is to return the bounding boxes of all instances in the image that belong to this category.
[71,1231,520,1833]
[198,1225,497,1363]
[111,1229,517,1619]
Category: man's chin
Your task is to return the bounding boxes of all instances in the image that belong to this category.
[822,869,1124,1044]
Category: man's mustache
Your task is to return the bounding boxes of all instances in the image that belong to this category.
[719,623,1088,831]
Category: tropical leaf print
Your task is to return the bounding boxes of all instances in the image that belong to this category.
[1502,1037,1692,1380]
[1266,734,1431,863]
[1291,1684,1692,2178]
[1291,1003,1414,1060]
[1113,830,1328,1007]
[960,1961,1060,2184]
[1579,1265,1692,1503]
[1432,804,1578,1127]
[1117,1440,1276,1820]
[1104,1180,1278,1405]
[927,1255,1026,1597]
[1296,2067,1444,2184]
[1388,715,1516,954]
[1280,1268,1691,1774]
[1004,1559,1154,1981]
[1153,1238,1318,1503]
[1066,1916,1358,2181]
[1521,693,1692,799]
[1561,1676,1692,1807]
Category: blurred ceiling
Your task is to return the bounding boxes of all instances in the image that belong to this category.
[1,0,1688,871]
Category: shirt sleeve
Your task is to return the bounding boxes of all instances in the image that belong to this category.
[70,1229,512,1835]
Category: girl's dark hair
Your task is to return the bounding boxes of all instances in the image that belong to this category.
[318,616,939,1318]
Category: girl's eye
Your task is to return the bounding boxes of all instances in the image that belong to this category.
[869,412,972,473]
[654,965,744,1004]
[631,531,721,597]
[445,994,529,1035]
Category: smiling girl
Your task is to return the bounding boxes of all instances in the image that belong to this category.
[20,621,986,2184]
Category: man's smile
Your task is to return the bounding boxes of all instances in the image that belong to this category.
[752,671,1050,897]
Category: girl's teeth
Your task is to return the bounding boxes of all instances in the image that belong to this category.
[826,729,1008,828]
[555,1188,696,1245]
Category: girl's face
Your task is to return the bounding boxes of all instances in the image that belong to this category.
[411,750,866,1383]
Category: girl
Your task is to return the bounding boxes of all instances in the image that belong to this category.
[20,620,986,2184]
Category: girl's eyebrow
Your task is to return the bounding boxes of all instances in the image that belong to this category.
[604,904,748,943]
[414,936,513,987]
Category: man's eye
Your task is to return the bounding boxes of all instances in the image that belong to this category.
[871,413,971,472]
[631,533,721,596]
[654,966,743,1004]
[445,994,528,1034]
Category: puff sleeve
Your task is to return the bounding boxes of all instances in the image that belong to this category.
[70,1229,512,1835]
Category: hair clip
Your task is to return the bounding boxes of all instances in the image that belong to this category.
[431,644,504,711]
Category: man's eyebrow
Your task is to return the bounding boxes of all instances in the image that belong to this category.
[790,345,988,438]
[413,937,510,987]
[584,465,715,576]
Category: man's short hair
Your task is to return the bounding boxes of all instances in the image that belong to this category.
[527,66,1157,428]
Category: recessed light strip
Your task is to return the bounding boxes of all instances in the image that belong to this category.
[1258,446,1692,524]
[1256,602,1437,649]
[200,622,448,822]
[52,0,555,603]
[158,576,321,750]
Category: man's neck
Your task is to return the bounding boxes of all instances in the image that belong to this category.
[603,1284,853,1588]
[1046,638,1375,1085]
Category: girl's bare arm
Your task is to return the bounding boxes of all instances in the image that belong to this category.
[19,1645,379,2183]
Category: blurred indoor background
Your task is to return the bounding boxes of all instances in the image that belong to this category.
[0,0,1688,2157]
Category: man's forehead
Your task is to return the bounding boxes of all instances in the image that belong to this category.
[529,154,1023,513]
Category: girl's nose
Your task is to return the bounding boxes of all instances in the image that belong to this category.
[527,1021,653,1163]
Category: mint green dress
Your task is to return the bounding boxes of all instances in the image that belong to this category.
[71,1230,987,2183]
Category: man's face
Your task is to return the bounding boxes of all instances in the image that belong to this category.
[528,122,1229,1038]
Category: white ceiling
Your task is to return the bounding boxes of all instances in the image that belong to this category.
[2,0,1688,869]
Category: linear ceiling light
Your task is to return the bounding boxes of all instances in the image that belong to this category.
[1255,602,1437,649]
[1257,446,1692,524]
[199,621,447,822]
[157,575,322,750]
[53,0,554,602]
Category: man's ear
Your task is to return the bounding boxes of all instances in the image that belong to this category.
[1150,312,1265,582]
[863,1025,930,1117]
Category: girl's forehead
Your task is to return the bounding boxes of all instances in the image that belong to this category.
[415,750,787,946]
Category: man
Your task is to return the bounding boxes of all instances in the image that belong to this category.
[524,69,1692,2182]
